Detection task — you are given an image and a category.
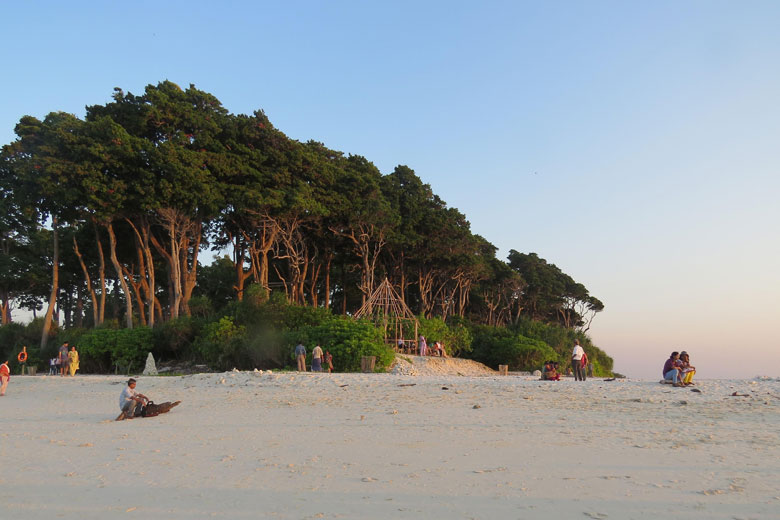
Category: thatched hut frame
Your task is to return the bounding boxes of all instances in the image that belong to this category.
[353,278,419,352]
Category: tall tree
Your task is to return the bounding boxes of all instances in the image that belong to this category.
[328,154,397,310]
[92,81,228,319]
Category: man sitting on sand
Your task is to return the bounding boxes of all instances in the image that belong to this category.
[662,352,684,387]
[117,378,148,420]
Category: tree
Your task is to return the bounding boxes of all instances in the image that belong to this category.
[91,81,228,320]
[328,154,397,311]
[507,250,603,329]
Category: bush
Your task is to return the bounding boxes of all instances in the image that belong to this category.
[0,323,26,360]
[470,325,558,371]
[193,316,247,370]
[1,320,76,373]
[152,316,205,360]
[510,317,614,376]
[286,316,394,372]
[242,325,287,369]
[77,327,154,373]
[232,289,333,330]
[418,316,472,357]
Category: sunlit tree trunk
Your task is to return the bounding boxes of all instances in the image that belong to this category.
[41,217,59,348]
[106,222,133,329]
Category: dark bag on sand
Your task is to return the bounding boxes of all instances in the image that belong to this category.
[141,400,181,418]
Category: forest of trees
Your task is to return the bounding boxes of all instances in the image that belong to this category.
[0,81,611,375]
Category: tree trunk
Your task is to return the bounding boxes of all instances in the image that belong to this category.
[153,208,201,319]
[40,217,59,349]
[76,283,84,328]
[122,263,147,326]
[94,226,106,325]
[73,236,99,326]
[0,292,10,325]
[323,251,333,309]
[126,218,156,327]
[180,223,201,316]
[232,233,251,301]
[328,223,386,314]
[106,222,133,329]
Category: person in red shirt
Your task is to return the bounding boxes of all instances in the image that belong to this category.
[0,360,10,396]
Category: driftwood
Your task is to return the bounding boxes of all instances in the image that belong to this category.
[143,400,181,417]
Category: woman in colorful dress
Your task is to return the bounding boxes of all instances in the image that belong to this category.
[68,346,80,376]
[679,351,695,385]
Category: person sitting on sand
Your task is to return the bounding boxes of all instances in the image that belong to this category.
[541,361,560,381]
[117,378,148,420]
[662,352,684,387]
[679,351,696,385]
[541,361,551,380]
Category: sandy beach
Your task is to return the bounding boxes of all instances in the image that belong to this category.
[1,363,778,519]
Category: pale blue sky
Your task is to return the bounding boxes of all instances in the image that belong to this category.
[2,1,779,378]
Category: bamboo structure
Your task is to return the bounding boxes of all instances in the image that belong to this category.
[354,278,419,352]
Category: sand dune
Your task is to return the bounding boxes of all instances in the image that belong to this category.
[1,370,778,519]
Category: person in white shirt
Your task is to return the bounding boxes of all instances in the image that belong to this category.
[312,344,324,372]
[117,378,148,420]
[571,339,586,381]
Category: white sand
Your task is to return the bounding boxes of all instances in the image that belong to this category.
[1,367,778,519]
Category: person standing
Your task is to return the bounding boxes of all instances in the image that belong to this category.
[58,341,70,377]
[0,360,10,396]
[49,357,57,375]
[312,344,323,372]
[324,350,334,373]
[68,346,80,376]
[571,339,586,381]
[581,351,589,379]
[418,335,427,356]
[295,342,307,372]
[117,378,148,420]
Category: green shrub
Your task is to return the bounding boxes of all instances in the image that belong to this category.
[77,327,154,373]
[242,325,287,369]
[509,317,613,376]
[152,316,205,360]
[286,316,394,372]
[233,290,332,330]
[470,325,558,371]
[418,316,472,357]
[0,323,27,367]
[193,316,246,369]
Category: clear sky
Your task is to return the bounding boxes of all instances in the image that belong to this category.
[2,1,778,379]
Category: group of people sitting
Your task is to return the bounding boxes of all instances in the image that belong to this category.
[541,360,562,381]
[662,351,696,386]
[396,336,447,357]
